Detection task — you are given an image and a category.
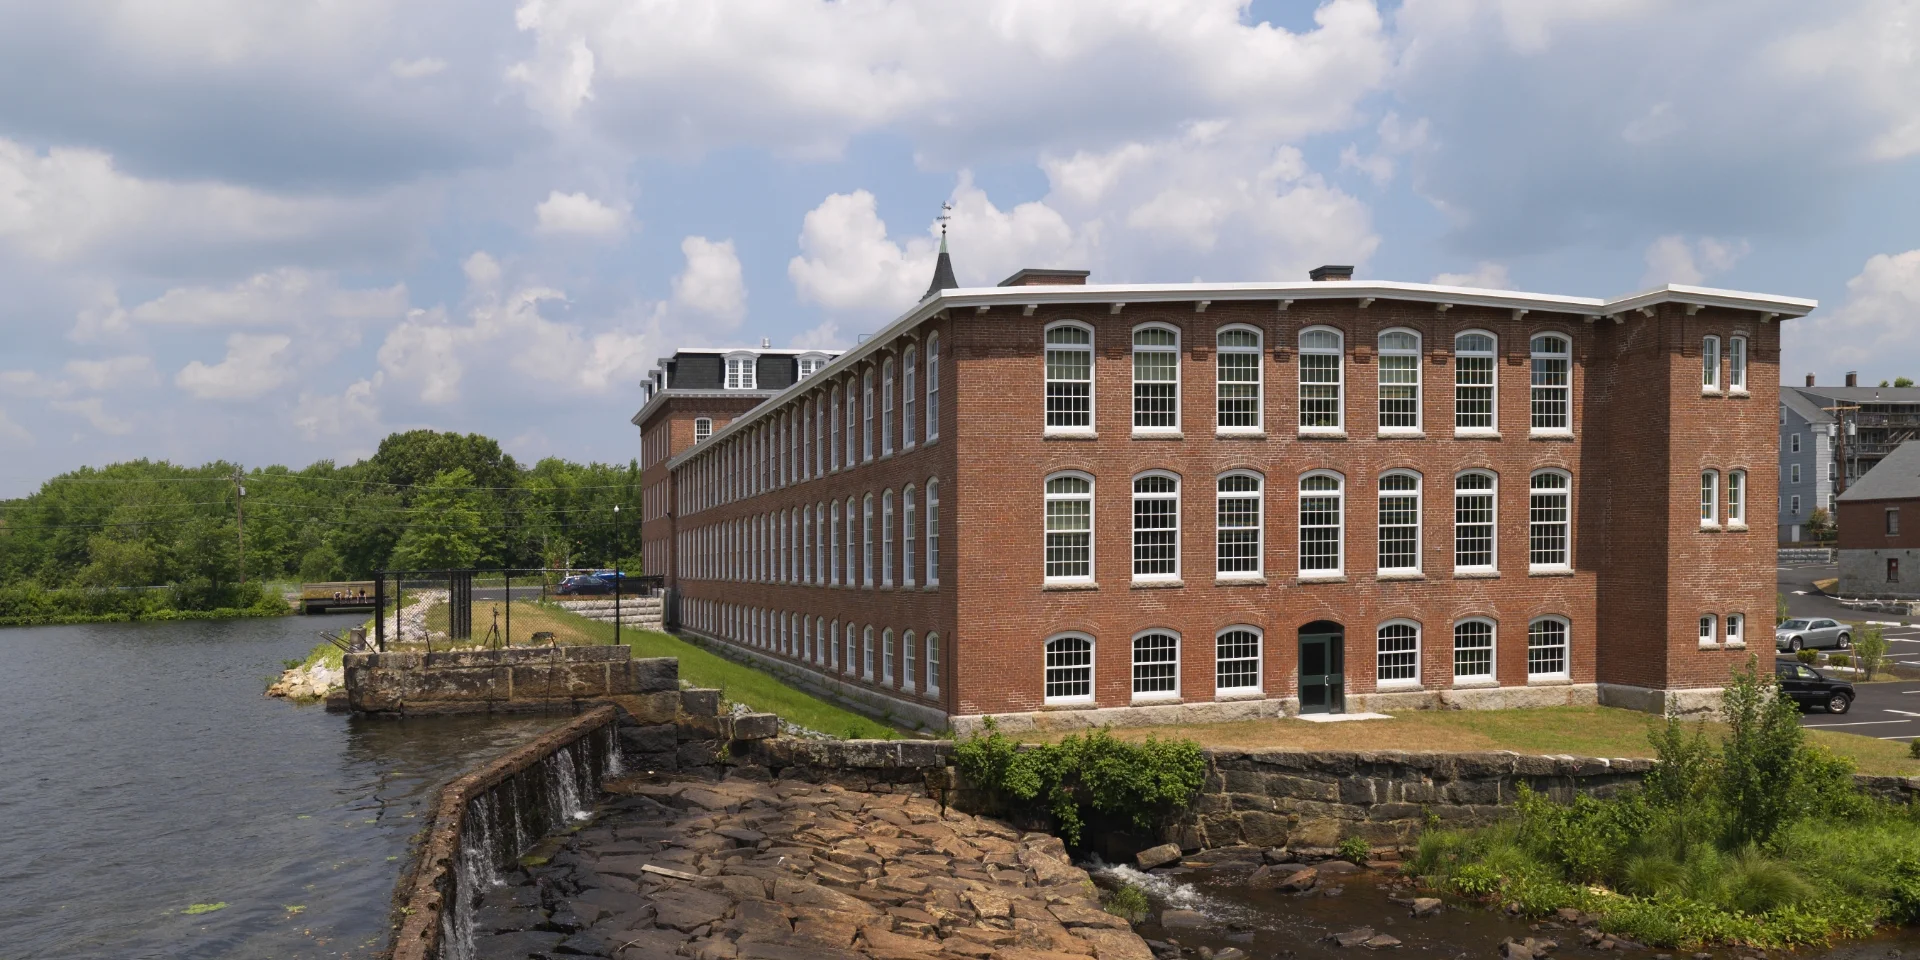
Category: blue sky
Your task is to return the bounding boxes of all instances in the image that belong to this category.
[2,0,1918,496]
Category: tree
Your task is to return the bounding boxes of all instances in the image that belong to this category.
[1853,624,1889,681]
[390,468,490,571]
[1898,377,1916,388]
[1806,507,1835,543]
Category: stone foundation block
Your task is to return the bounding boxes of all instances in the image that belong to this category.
[621,724,677,755]
[680,714,733,740]
[626,690,682,725]
[732,713,778,740]
[681,688,721,717]
[1237,811,1292,848]
[632,657,679,693]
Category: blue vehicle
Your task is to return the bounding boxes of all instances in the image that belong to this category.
[556,571,630,596]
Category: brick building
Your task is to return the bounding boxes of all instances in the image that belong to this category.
[634,259,1813,731]
[1834,439,1920,598]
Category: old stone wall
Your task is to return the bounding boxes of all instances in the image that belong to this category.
[344,646,676,715]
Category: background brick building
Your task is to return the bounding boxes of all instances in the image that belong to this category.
[635,263,1813,730]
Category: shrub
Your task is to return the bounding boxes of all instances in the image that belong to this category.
[1337,834,1371,864]
[1829,654,1851,667]
[1911,740,1920,760]
[1795,649,1819,665]
[952,721,1206,847]
[1853,625,1889,681]
[1103,884,1149,923]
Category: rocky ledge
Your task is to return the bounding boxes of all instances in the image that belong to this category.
[478,774,1153,960]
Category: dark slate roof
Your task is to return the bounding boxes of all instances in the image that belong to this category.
[923,236,958,300]
[1793,386,1920,406]
[1780,388,1833,425]
[1838,440,1920,502]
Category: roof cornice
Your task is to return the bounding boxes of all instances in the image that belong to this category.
[630,388,779,428]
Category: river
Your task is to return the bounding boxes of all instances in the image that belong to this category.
[0,615,559,960]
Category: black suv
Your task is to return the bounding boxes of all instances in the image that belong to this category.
[1774,658,1855,714]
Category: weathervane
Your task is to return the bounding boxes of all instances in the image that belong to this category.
[936,202,952,239]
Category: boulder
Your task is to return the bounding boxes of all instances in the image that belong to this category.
[1410,897,1443,918]
[1158,910,1207,929]
[1135,843,1182,871]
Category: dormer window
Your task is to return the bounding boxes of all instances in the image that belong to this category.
[798,355,828,380]
[726,354,757,389]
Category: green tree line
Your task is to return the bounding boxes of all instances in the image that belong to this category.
[0,429,644,591]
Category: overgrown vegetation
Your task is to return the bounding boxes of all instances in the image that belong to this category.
[1853,625,1890,681]
[1406,657,1920,948]
[953,720,1206,846]
[1102,883,1150,923]
[0,580,289,626]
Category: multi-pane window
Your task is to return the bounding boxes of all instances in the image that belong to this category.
[1299,327,1343,430]
[1530,334,1571,433]
[1729,336,1748,392]
[802,506,812,583]
[1045,474,1094,582]
[862,626,874,680]
[1528,617,1569,677]
[799,356,825,380]
[1132,474,1180,580]
[902,630,916,692]
[903,486,917,587]
[1528,471,1570,569]
[926,334,940,442]
[925,633,941,694]
[1702,336,1721,391]
[694,417,713,443]
[1454,331,1496,432]
[846,379,858,466]
[862,494,875,587]
[1699,615,1717,646]
[1378,330,1421,431]
[1726,614,1744,647]
[1215,628,1262,694]
[882,628,894,684]
[925,479,940,585]
[830,501,842,584]
[1216,327,1261,430]
[1044,635,1094,704]
[1727,470,1745,526]
[845,497,857,585]
[903,346,918,447]
[1377,621,1419,685]
[1132,632,1179,700]
[1046,323,1094,431]
[1377,472,1421,573]
[1453,619,1494,679]
[726,355,756,389]
[830,388,842,471]
[816,503,826,583]
[881,358,895,455]
[1454,472,1496,571]
[1133,326,1179,431]
[1216,473,1262,577]
[862,370,875,461]
[1300,473,1344,575]
[1701,470,1719,526]
[881,491,895,586]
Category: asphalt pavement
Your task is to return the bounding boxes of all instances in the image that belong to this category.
[1778,560,1920,740]
[1799,677,1920,742]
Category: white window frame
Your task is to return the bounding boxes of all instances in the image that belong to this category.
[902,630,917,692]
[1700,470,1719,528]
[694,417,713,443]
[1452,618,1496,682]
[798,354,827,380]
[862,369,875,462]
[902,344,918,449]
[1699,614,1718,648]
[830,500,842,585]
[1376,619,1421,688]
[1728,336,1748,394]
[1215,324,1262,434]
[903,485,917,588]
[816,503,826,584]
[926,633,941,694]
[1527,616,1570,680]
[725,352,757,390]
[882,490,895,587]
[1045,321,1096,435]
[1791,494,1801,514]
[1377,470,1422,575]
[925,333,940,443]
[881,356,896,456]
[1130,630,1181,702]
[1214,626,1263,697]
[1045,472,1095,584]
[1453,330,1497,436]
[846,377,858,466]
[845,497,857,585]
[1701,336,1721,393]
[925,478,940,586]
[1790,433,1800,454]
[1377,328,1422,435]
[882,628,895,684]
[1131,471,1181,582]
[1529,333,1572,437]
[1790,463,1801,484]
[1298,470,1345,579]
[862,626,874,681]
[862,493,875,587]
[1528,470,1572,573]
[816,397,826,475]
[1132,323,1181,435]
[1727,470,1746,528]
[1726,613,1745,648]
[1215,472,1263,580]
[1453,471,1497,574]
[1299,326,1345,435]
[1043,633,1094,705]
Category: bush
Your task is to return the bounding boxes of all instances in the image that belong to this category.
[1103,884,1149,923]
[1910,739,1920,760]
[1853,625,1889,681]
[952,721,1206,847]
[1337,834,1372,864]
[1829,654,1851,667]
[1795,649,1819,665]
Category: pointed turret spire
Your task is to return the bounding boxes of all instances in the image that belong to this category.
[923,202,958,300]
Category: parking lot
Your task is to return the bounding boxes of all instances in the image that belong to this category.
[1779,559,1920,741]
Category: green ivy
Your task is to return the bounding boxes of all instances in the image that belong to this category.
[953,721,1206,846]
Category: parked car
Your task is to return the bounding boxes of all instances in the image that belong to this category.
[1774,657,1854,714]
[556,574,612,596]
[1775,617,1851,652]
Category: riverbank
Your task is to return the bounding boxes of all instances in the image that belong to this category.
[0,581,293,628]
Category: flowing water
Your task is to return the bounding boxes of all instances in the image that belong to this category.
[0,616,561,960]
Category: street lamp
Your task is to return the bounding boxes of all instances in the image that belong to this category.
[612,505,622,647]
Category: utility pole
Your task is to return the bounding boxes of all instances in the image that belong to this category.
[232,464,247,584]
[1823,404,1861,496]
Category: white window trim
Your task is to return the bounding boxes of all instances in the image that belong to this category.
[694,417,713,443]
[901,630,917,692]
[1528,333,1574,438]
[1699,613,1719,649]
[1453,330,1499,438]
[1045,471,1096,585]
[1131,322,1182,436]
[862,626,875,681]
[1044,320,1097,437]
[862,494,875,587]
[902,344,918,450]
[862,369,875,462]
[724,351,758,390]
[1214,626,1264,697]
[1728,336,1749,395]
[1701,335,1722,394]
[1376,327,1423,436]
[925,478,940,586]
[926,633,941,694]
[1377,469,1423,576]
[1298,469,1346,579]
[1131,470,1182,583]
[882,490,895,587]
[1727,470,1747,529]
[1452,617,1498,685]
[1726,613,1746,648]
[1700,470,1720,529]
[925,333,941,444]
[903,485,918,588]
[1298,325,1346,436]
[1376,618,1422,689]
[881,356,896,457]
[1215,471,1264,581]
[1043,632,1096,706]
[1130,629,1182,703]
[1215,324,1263,435]
[1526,616,1572,681]
[1790,433,1800,454]
[1527,470,1573,574]
[882,628,895,684]
[1453,470,1499,575]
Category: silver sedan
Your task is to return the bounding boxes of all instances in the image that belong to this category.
[1775,618,1851,652]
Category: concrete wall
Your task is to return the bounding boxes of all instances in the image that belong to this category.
[343,646,677,715]
[1839,547,1920,599]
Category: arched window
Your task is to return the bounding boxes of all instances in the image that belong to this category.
[881,357,896,455]
[1453,619,1495,680]
[1529,471,1571,570]
[846,377,859,465]
[1132,631,1180,701]
[830,387,842,471]
[1132,473,1180,581]
[903,345,918,448]
[816,503,826,584]
[1044,634,1094,705]
[1729,336,1748,393]
[1454,331,1496,434]
[1699,614,1718,647]
[845,496,857,584]
[694,417,713,443]
[926,333,941,442]
[1728,470,1746,527]
[1377,471,1421,574]
[817,617,828,665]
[1045,473,1094,583]
[801,616,811,662]
[926,633,941,695]
[902,630,918,692]
[882,628,895,684]
[862,368,875,462]
[726,354,756,389]
[925,479,940,585]
[1527,617,1570,678]
[1377,620,1420,686]
[1216,472,1262,578]
[1529,334,1571,434]
[802,506,813,583]
[1701,470,1720,527]
[829,619,840,669]
[1378,329,1421,432]
[1702,336,1721,391]
[903,485,918,588]
[862,494,875,587]
[1215,627,1262,695]
[816,397,826,475]
[1132,324,1180,432]
[1726,613,1745,647]
[830,500,842,585]
[1299,326,1344,432]
[1045,322,1095,432]
[882,490,895,587]
[1453,472,1496,572]
[1299,472,1344,576]
[862,626,875,680]
[1216,326,1261,431]
[847,623,859,676]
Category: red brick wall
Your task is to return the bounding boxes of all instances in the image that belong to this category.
[1838,498,1920,549]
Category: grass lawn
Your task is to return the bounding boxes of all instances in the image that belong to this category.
[1017,705,1919,777]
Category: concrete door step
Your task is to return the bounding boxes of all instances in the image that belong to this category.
[1296,712,1393,723]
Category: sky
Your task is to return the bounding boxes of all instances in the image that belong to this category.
[2,0,1919,496]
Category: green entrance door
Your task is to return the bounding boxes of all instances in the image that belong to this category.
[1299,629,1345,715]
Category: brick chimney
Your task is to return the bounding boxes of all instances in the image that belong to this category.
[1309,265,1354,282]
[1846,371,1859,388]
[998,268,1090,287]
[1806,374,1816,387]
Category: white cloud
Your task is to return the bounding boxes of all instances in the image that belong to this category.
[534,190,628,237]
[63,355,157,392]
[0,408,31,447]
[1769,0,1920,161]
[48,397,132,435]
[0,370,71,400]
[126,269,408,328]
[1794,250,1920,371]
[175,333,296,400]
[1640,235,1750,287]
[789,320,846,351]
[293,375,384,441]
[671,236,746,323]
[1431,262,1513,289]
[389,57,447,79]
[1339,144,1395,186]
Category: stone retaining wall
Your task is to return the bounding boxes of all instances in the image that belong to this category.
[344,646,675,715]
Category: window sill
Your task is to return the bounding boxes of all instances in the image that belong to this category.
[1726,641,1747,649]
[1297,573,1347,584]
[1376,429,1425,440]
[1298,429,1347,439]
[1528,565,1575,577]
[1729,389,1750,398]
[1214,576,1268,586]
[1453,569,1501,579]
[1700,522,1721,531]
[1040,700,1096,710]
[1042,581,1099,592]
[1450,678,1499,689]
[1132,431,1184,440]
[1131,579,1185,589]
[1044,429,1098,440]
[1215,429,1266,439]
[1132,696,1182,706]
[1454,429,1501,440]
[1727,522,1749,532]
[1527,675,1572,687]
[1377,681,1423,692]
[1701,388,1723,397]
[1376,571,1425,581]
[1529,430,1574,440]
